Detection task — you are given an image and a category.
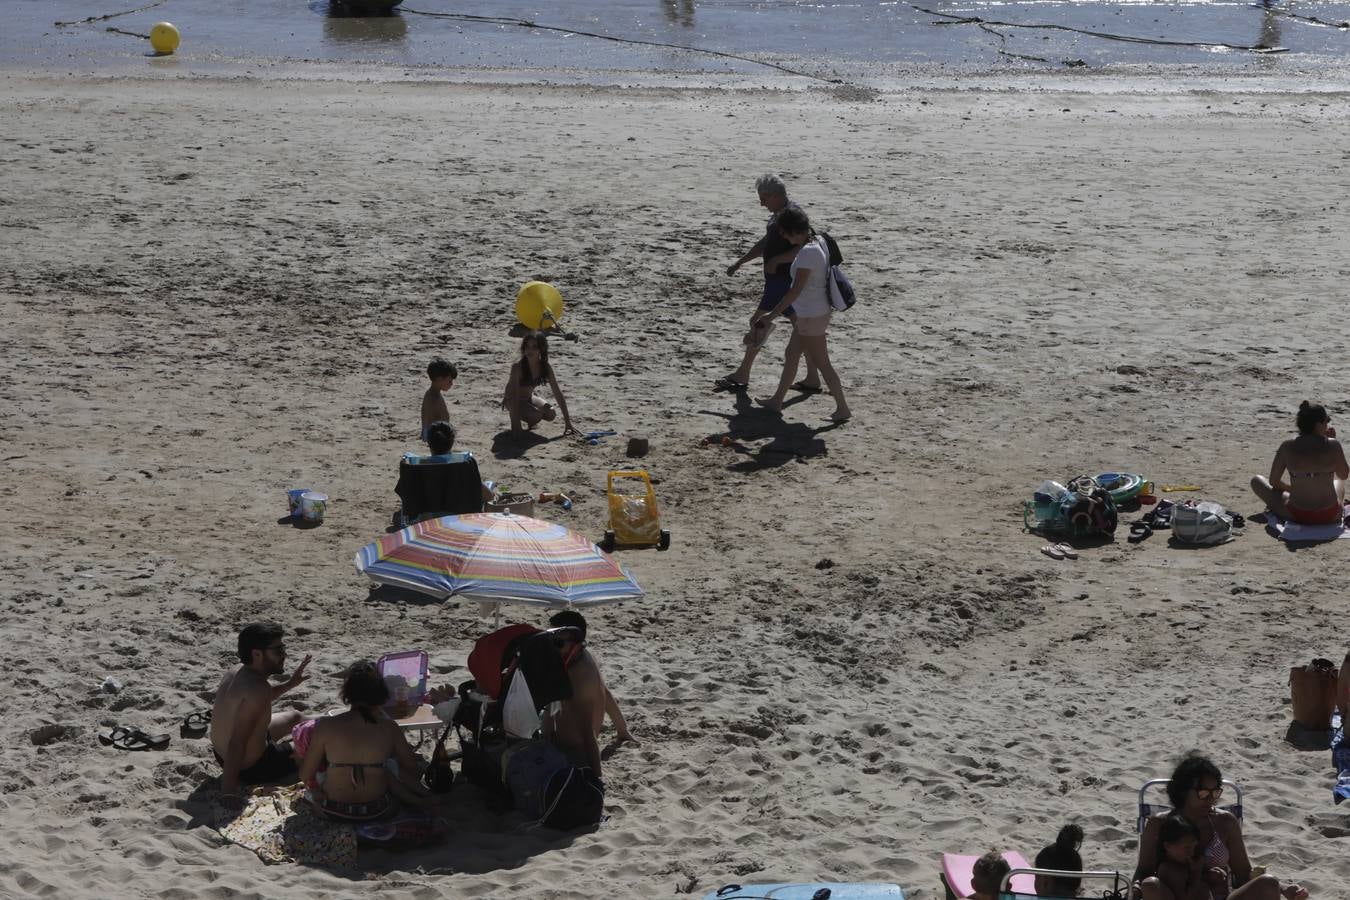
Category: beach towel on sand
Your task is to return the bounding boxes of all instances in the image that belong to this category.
[215,784,357,867]
[1266,517,1350,543]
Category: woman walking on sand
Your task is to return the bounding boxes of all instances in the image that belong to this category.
[1250,400,1348,524]
[752,206,851,423]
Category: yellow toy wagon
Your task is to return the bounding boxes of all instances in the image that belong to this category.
[600,470,670,552]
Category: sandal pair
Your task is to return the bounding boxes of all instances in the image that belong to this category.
[99,725,171,751]
[1040,543,1078,560]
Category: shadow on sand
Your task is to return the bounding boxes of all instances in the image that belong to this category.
[700,390,842,472]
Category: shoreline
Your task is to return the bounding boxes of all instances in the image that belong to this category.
[6,59,1350,97]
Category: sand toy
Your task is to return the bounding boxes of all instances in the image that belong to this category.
[600,470,670,552]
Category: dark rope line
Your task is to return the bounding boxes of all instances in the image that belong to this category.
[105,25,151,39]
[913,4,1289,53]
[1265,7,1350,29]
[401,6,842,83]
[55,0,167,27]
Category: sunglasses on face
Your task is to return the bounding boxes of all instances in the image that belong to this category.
[1194,786,1223,800]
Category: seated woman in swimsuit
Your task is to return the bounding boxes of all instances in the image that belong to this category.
[297,660,432,821]
[1250,400,1348,526]
[1134,755,1307,900]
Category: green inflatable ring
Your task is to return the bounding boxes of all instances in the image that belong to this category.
[1097,472,1145,504]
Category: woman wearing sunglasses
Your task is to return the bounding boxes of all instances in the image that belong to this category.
[1250,400,1348,526]
[1134,756,1308,900]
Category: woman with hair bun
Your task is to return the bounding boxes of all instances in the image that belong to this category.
[1034,823,1084,897]
[1250,400,1348,525]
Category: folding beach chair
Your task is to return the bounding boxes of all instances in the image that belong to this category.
[941,851,1034,900]
[393,453,484,527]
[1136,778,1244,832]
[998,867,1130,900]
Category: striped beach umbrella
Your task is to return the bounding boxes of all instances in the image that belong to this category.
[354,512,643,609]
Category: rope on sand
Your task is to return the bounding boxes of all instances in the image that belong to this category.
[912,4,1292,54]
[400,6,844,83]
[55,0,167,28]
[106,26,151,39]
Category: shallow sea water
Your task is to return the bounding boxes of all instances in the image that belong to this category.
[5,0,1350,82]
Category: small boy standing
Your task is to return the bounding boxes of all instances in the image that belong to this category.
[421,358,458,443]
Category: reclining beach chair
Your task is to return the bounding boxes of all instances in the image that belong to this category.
[941,851,1033,900]
[998,867,1130,900]
[1136,778,1243,832]
[393,452,484,527]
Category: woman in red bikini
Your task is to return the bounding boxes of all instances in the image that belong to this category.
[1250,400,1348,525]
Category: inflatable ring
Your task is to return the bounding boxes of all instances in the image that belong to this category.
[1097,472,1145,504]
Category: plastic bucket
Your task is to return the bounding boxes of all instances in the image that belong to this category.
[486,494,535,517]
[287,488,311,519]
[300,491,328,524]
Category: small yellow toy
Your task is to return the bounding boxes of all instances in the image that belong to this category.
[601,470,670,552]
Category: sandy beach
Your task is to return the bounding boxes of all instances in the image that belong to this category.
[3,70,1350,897]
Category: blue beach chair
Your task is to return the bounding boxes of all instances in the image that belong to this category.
[1136,778,1243,832]
[998,867,1129,900]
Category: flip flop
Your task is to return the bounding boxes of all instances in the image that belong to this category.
[714,376,748,393]
[1040,544,1066,560]
[99,726,171,751]
[1128,521,1154,543]
[1054,542,1079,560]
[180,710,211,739]
[791,380,824,394]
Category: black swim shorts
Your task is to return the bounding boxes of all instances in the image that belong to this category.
[214,738,298,785]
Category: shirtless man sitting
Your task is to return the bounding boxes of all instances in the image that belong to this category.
[211,623,312,795]
[543,610,636,779]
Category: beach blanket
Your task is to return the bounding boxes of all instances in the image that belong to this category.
[1332,714,1350,804]
[214,784,357,867]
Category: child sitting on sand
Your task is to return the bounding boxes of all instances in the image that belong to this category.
[964,851,1011,900]
[503,331,576,439]
[421,358,457,445]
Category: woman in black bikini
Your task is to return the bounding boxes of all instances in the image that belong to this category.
[1250,401,1349,525]
[297,661,431,821]
[504,331,576,440]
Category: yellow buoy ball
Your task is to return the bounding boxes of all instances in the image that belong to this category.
[150,22,181,55]
[514,281,564,331]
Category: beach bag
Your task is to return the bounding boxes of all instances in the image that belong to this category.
[813,235,855,312]
[1290,658,1339,730]
[1171,500,1233,545]
[503,738,604,830]
[1031,474,1117,539]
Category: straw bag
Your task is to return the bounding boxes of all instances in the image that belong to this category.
[1290,658,1338,730]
